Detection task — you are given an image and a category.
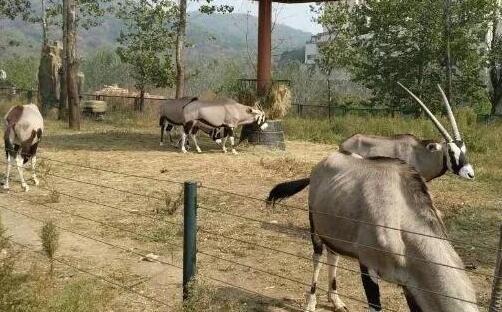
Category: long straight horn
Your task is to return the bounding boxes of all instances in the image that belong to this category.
[437,84,461,141]
[397,82,453,142]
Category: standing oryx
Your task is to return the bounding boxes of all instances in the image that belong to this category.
[267,152,479,312]
[3,104,43,192]
[181,98,268,154]
[159,97,224,148]
[341,84,474,181]
[266,84,475,311]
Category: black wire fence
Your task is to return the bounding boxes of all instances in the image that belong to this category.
[0,146,500,311]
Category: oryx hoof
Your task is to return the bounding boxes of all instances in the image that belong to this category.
[22,184,29,192]
[33,178,40,186]
[181,149,187,154]
[304,293,317,312]
[196,148,202,154]
[231,149,238,155]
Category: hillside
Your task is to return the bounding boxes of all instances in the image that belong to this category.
[0,12,311,59]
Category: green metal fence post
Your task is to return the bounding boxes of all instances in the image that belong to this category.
[489,224,502,311]
[183,181,197,301]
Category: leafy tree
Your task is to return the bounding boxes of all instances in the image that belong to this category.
[318,0,493,113]
[488,1,502,115]
[116,0,177,111]
[0,0,31,19]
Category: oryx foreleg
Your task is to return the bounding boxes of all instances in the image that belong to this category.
[15,154,28,191]
[227,127,237,155]
[160,120,165,146]
[360,263,382,312]
[3,153,11,190]
[31,155,39,186]
[190,126,202,153]
[327,250,347,311]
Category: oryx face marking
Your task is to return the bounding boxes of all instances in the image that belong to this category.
[446,141,474,180]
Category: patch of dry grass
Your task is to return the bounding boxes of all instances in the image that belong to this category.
[259,156,312,178]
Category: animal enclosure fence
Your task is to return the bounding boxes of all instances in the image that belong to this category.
[0,147,501,311]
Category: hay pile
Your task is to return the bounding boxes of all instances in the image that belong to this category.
[265,84,292,120]
[94,85,165,99]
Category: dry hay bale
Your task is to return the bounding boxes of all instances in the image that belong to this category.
[199,90,218,101]
[82,100,107,113]
[265,84,292,120]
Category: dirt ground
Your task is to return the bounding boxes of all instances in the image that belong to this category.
[0,120,499,311]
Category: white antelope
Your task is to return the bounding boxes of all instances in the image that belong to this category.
[3,104,43,191]
[267,152,479,312]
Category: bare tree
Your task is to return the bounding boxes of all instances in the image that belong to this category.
[175,0,187,99]
[64,0,80,129]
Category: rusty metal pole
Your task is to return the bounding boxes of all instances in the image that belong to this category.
[489,224,502,311]
[257,0,272,95]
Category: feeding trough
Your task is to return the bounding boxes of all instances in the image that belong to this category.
[82,100,107,120]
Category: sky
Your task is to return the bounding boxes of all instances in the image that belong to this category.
[188,0,323,34]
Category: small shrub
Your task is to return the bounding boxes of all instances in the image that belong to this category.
[40,221,59,275]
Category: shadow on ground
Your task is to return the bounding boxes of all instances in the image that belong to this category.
[43,131,224,153]
[214,286,303,312]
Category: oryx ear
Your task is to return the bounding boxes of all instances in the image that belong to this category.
[426,143,442,152]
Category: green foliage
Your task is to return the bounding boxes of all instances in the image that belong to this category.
[45,279,112,312]
[318,0,494,113]
[0,0,31,19]
[80,49,133,91]
[116,0,177,93]
[0,217,39,312]
[0,56,39,89]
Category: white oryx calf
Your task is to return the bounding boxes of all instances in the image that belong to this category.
[3,104,43,191]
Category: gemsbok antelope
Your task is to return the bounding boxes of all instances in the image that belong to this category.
[3,104,43,192]
[341,84,474,181]
[267,84,476,311]
[181,98,268,154]
[267,152,479,312]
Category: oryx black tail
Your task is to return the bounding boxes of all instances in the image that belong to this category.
[266,178,310,207]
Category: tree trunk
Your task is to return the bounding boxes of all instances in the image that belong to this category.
[139,88,145,112]
[65,0,80,130]
[443,0,453,103]
[175,0,187,99]
[41,0,48,46]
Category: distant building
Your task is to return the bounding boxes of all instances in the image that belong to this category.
[304,0,364,65]
[304,31,330,65]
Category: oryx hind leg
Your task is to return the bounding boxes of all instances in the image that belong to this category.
[327,249,347,311]
[190,126,202,153]
[306,211,323,312]
[403,287,422,312]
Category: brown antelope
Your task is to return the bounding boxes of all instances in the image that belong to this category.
[267,152,479,312]
[3,104,43,192]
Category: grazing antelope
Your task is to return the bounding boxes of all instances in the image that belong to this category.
[267,84,475,311]
[3,104,43,192]
[159,97,224,148]
[267,152,479,312]
[181,98,268,154]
